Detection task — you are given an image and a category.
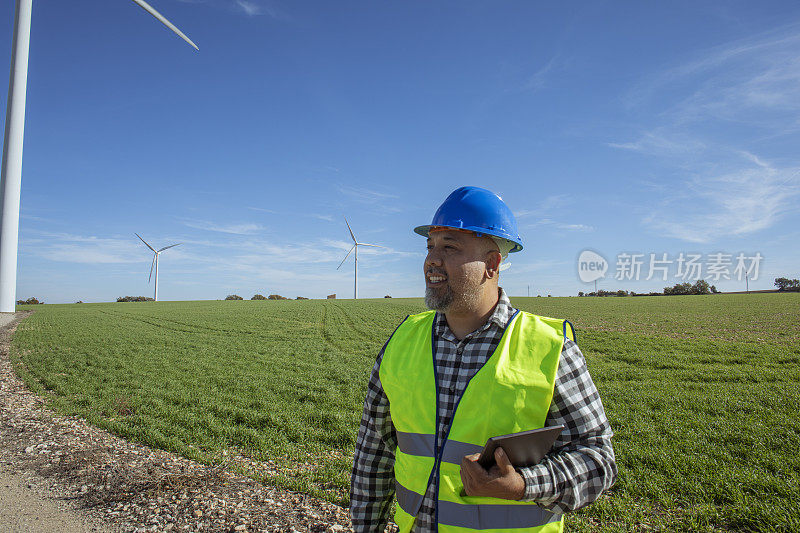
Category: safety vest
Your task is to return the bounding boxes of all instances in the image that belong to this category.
[380,309,575,533]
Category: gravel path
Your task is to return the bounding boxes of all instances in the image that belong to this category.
[0,311,365,532]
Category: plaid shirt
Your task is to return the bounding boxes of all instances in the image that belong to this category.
[350,288,617,532]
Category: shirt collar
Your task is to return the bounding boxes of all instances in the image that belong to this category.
[491,287,515,329]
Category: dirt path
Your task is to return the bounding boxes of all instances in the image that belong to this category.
[0,312,18,329]
[0,311,355,532]
[0,468,101,532]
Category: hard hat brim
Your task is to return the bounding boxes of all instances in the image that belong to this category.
[414,224,523,253]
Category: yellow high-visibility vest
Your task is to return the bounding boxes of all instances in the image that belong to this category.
[380,309,575,533]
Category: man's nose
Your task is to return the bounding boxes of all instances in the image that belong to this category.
[425,250,443,267]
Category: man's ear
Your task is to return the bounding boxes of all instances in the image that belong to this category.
[484,250,502,279]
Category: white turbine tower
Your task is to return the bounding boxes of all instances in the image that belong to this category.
[0,1,198,313]
[136,233,180,302]
[337,217,382,299]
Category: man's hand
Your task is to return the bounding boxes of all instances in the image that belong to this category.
[460,447,525,500]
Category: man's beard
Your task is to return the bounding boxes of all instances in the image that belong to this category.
[425,285,454,311]
[424,271,483,313]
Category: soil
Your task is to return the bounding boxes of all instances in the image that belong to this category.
[0,311,358,532]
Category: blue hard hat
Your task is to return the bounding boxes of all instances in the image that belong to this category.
[414,186,523,253]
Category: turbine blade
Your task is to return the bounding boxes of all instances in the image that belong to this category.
[344,217,356,243]
[158,243,181,252]
[337,245,355,270]
[148,254,156,282]
[130,0,200,51]
[356,243,384,248]
[135,233,157,252]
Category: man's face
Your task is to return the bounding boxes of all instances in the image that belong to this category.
[424,229,498,313]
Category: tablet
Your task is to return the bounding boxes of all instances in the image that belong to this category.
[477,425,564,469]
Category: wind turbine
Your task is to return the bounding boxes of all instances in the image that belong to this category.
[337,217,382,299]
[136,233,180,302]
[0,1,198,312]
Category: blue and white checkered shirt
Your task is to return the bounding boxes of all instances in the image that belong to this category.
[350,288,617,532]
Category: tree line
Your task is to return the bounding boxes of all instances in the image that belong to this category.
[579,276,798,296]
[774,278,800,291]
[225,294,305,300]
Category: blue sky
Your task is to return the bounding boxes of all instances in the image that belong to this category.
[2,0,799,302]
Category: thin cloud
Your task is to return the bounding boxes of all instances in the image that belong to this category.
[47,248,135,264]
[245,207,334,222]
[607,131,706,156]
[503,259,571,276]
[337,184,399,203]
[26,231,405,272]
[557,223,594,232]
[323,238,357,253]
[167,238,411,288]
[20,230,415,300]
[175,0,288,20]
[23,232,155,264]
[181,219,264,235]
[521,55,562,92]
[611,25,800,243]
[539,194,570,212]
[21,214,53,222]
[523,218,594,232]
[514,194,569,219]
[622,24,800,132]
[236,0,262,16]
[234,0,287,19]
[320,238,412,258]
[626,23,800,107]
[337,184,402,214]
[515,195,591,232]
[644,159,800,243]
[246,206,277,214]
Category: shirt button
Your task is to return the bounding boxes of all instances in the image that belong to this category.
[449,384,456,393]
[456,346,464,355]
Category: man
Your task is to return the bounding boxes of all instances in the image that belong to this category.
[351,186,616,532]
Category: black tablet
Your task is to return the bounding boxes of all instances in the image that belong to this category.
[477,425,564,469]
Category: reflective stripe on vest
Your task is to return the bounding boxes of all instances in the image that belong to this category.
[395,479,560,530]
[397,431,483,465]
[380,310,572,533]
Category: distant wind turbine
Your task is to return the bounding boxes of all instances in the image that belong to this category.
[136,233,181,302]
[0,0,198,312]
[337,217,383,299]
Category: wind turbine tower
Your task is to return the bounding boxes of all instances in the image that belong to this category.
[136,233,180,301]
[0,0,198,312]
[337,218,382,299]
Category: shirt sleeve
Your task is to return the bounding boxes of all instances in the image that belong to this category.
[517,339,617,512]
[350,347,399,532]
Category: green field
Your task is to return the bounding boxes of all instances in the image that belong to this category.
[11,294,800,532]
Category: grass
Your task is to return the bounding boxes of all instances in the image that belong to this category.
[11,293,800,532]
